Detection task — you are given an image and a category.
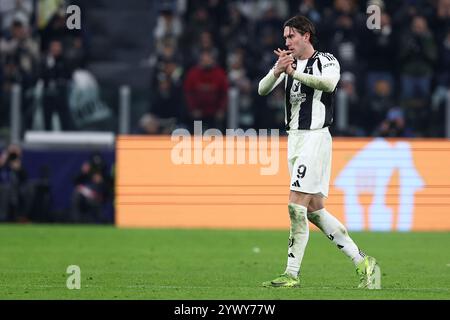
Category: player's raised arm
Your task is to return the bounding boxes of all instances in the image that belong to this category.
[257,49,293,96]
[286,54,340,93]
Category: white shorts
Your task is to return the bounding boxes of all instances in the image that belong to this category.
[287,127,332,198]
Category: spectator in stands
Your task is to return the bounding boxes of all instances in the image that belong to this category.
[203,0,228,29]
[71,153,112,223]
[65,35,87,71]
[36,0,64,30]
[39,39,74,131]
[434,27,450,97]
[156,36,181,63]
[180,6,216,65]
[0,18,40,78]
[392,0,434,34]
[183,49,229,132]
[183,2,218,37]
[324,0,364,76]
[398,15,437,135]
[362,78,396,135]
[39,5,86,73]
[364,11,396,96]
[337,72,364,136]
[185,30,222,70]
[430,27,450,136]
[290,0,321,25]
[230,0,287,22]
[255,27,281,78]
[150,60,186,122]
[227,47,254,128]
[39,9,72,52]
[429,0,450,42]
[0,0,34,32]
[0,144,30,222]
[255,4,285,38]
[147,35,182,71]
[0,56,21,126]
[154,3,183,55]
[0,18,40,130]
[375,106,414,138]
[219,3,250,52]
[398,15,437,100]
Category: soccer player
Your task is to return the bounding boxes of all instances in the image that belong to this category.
[258,15,380,289]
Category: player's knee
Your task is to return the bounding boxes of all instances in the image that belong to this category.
[308,196,325,213]
[308,204,323,213]
[289,190,311,207]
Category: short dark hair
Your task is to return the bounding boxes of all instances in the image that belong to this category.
[283,15,317,45]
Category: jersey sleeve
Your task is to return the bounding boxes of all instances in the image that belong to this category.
[258,68,286,96]
[291,53,341,93]
[319,53,341,86]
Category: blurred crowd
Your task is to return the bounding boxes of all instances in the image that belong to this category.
[0,1,113,224]
[1,0,450,139]
[145,0,450,137]
[0,0,87,134]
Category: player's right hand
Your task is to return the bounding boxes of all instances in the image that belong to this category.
[273,48,293,77]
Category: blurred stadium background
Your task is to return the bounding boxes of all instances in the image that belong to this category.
[1,0,450,228]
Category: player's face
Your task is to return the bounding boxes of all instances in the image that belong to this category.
[283,27,310,59]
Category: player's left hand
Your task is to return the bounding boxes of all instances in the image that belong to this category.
[274,49,295,76]
[274,48,291,57]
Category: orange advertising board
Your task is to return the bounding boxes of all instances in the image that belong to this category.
[116,135,450,231]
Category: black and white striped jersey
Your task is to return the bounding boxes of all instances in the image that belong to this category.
[284,51,340,131]
[258,50,341,131]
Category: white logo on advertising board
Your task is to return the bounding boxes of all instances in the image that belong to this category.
[335,139,424,231]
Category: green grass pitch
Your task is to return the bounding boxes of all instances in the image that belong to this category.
[0,225,449,299]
